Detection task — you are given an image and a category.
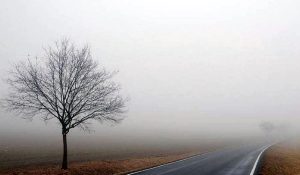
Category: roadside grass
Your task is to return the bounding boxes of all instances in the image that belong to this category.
[0,140,236,175]
[0,151,204,175]
[259,140,300,175]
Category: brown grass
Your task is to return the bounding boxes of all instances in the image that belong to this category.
[0,151,203,175]
[259,140,300,175]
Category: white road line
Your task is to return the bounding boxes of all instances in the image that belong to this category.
[127,151,213,175]
[249,144,274,175]
[128,144,274,175]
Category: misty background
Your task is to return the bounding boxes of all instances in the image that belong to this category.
[0,0,299,153]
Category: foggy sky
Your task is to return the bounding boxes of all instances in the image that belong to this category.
[1,0,300,147]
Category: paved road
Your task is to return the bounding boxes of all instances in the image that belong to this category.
[129,144,269,175]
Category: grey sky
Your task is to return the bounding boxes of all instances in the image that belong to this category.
[1,0,300,146]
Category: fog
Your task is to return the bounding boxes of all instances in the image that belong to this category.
[1,0,300,151]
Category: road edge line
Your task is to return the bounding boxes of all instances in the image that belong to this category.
[249,144,274,175]
[126,150,217,175]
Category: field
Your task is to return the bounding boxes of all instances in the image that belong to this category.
[259,140,300,175]
[0,142,223,175]
[0,152,201,175]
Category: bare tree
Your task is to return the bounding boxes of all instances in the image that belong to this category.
[4,39,126,169]
[259,121,275,135]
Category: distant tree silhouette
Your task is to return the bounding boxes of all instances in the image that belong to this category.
[259,121,275,135]
[5,39,126,169]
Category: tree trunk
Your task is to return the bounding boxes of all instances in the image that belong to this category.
[62,133,68,169]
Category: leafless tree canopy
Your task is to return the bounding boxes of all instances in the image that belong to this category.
[5,40,125,134]
[259,121,275,134]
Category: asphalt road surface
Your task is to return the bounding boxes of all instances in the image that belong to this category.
[129,144,270,175]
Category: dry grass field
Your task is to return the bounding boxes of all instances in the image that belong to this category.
[0,151,203,175]
[0,140,235,175]
[259,140,300,175]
